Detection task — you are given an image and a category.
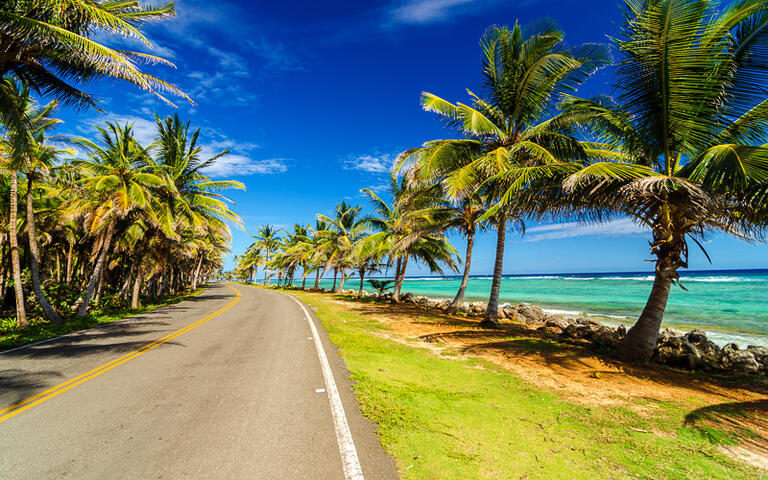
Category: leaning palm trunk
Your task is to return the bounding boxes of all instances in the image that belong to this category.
[336,268,346,293]
[392,255,408,303]
[357,268,366,298]
[26,177,62,322]
[483,215,506,326]
[618,240,682,361]
[76,222,115,317]
[9,173,26,326]
[191,254,203,291]
[331,268,338,292]
[313,268,323,291]
[131,266,143,309]
[447,231,474,315]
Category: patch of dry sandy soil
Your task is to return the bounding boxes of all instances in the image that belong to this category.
[327,296,768,470]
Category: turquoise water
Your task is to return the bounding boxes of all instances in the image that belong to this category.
[315,269,768,347]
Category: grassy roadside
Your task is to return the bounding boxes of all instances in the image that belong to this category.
[261,286,765,480]
[0,286,208,352]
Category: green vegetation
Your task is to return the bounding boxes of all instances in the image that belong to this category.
[231,0,768,364]
[277,288,765,480]
[0,285,207,351]
[0,2,241,343]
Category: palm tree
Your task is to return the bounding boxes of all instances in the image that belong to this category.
[414,22,609,325]
[361,176,459,301]
[72,122,171,316]
[153,113,244,291]
[537,0,768,361]
[252,225,280,284]
[420,194,488,314]
[19,92,67,323]
[310,219,330,291]
[317,202,367,293]
[0,0,189,109]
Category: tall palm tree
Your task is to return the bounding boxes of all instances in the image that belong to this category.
[252,225,280,284]
[317,202,367,293]
[361,176,459,301]
[0,0,189,109]
[535,0,768,361]
[72,122,172,316]
[310,219,330,291]
[415,22,609,325]
[19,93,67,323]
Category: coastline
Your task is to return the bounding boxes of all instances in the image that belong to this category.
[321,269,768,348]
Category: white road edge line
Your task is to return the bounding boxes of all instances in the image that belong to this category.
[283,293,365,480]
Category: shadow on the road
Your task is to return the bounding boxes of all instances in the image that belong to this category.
[181,294,231,303]
[0,368,65,406]
[3,338,185,360]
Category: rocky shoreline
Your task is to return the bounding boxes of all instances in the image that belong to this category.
[332,288,768,376]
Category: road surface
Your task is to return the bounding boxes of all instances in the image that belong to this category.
[0,283,397,479]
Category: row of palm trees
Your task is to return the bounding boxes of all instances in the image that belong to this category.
[232,179,462,302]
[0,1,242,326]
[1,93,241,325]
[236,0,768,363]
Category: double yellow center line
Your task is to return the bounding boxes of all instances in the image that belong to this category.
[0,284,241,424]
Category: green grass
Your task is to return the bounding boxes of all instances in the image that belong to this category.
[264,287,765,480]
[0,286,207,351]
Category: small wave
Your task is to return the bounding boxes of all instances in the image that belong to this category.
[542,308,583,316]
[600,276,655,281]
[408,277,446,281]
[682,276,753,283]
[504,275,561,280]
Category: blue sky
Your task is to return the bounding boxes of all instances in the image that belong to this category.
[57,0,768,275]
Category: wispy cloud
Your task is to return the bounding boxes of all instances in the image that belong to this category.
[341,153,396,173]
[201,155,288,178]
[524,219,647,242]
[78,114,286,178]
[387,0,521,25]
[390,0,474,23]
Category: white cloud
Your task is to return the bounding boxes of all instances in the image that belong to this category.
[341,153,395,173]
[390,0,474,23]
[85,115,158,146]
[78,113,285,178]
[201,156,288,178]
[524,218,647,242]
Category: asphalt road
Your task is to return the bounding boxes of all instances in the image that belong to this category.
[0,283,397,479]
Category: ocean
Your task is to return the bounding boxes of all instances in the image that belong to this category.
[314,269,768,347]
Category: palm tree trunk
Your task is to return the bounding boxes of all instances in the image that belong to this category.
[9,173,27,326]
[617,267,675,362]
[302,269,308,290]
[483,215,506,327]
[131,266,143,309]
[25,176,63,323]
[357,268,366,298]
[392,255,408,303]
[93,261,106,306]
[76,222,115,317]
[191,254,203,291]
[118,264,134,300]
[331,268,338,292]
[65,242,74,284]
[313,268,322,291]
[447,230,474,315]
[336,268,346,293]
[55,250,61,283]
[391,257,402,302]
